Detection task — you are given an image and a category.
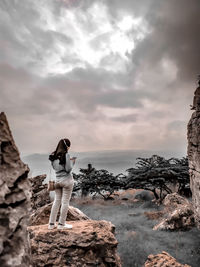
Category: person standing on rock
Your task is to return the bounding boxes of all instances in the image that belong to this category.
[48,138,76,230]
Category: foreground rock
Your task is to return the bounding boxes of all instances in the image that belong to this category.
[28,220,122,267]
[153,193,194,231]
[144,251,191,267]
[0,112,31,266]
[187,90,200,228]
[30,202,90,226]
[29,174,50,211]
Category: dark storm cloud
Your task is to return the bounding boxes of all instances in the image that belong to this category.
[0,63,141,119]
[39,66,172,113]
[32,70,144,113]
[129,0,200,83]
[103,0,200,82]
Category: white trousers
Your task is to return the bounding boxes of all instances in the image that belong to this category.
[49,178,74,225]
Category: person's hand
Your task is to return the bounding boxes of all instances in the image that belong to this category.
[70,157,77,164]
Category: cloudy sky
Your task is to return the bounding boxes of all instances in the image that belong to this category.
[0,0,199,155]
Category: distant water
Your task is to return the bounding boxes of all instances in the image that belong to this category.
[22,149,186,180]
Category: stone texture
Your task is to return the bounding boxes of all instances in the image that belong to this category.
[28,220,122,267]
[153,204,195,231]
[163,193,191,209]
[144,251,191,267]
[191,85,200,111]
[153,193,194,231]
[187,101,200,228]
[134,190,154,201]
[0,112,32,267]
[29,174,50,211]
[30,202,90,226]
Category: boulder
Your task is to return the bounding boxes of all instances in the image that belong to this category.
[134,190,154,201]
[29,174,47,194]
[153,193,194,231]
[144,251,191,267]
[153,204,195,231]
[187,108,200,228]
[29,174,51,211]
[0,112,32,266]
[30,202,90,226]
[28,220,122,267]
[163,192,191,209]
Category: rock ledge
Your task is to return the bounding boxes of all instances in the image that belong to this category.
[28,220,122,267]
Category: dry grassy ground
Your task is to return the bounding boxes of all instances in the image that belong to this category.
[71,196,200,267]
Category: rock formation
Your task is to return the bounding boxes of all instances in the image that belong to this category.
[153,193,194,231]
[30,203,90,226]
[163,192,191,208]
[28,220,122,267]
[29,174,51,211]
[153,204,194,231]
[144,251,191,267]
[187,84,200,228]
[0,112,32,266]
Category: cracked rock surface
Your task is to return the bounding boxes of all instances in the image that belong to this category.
[28,220,122,267]
[29,174,50,211]
[0,112,32,266]
[144,251,191,267]
[187,108,200,228]
[153,193,195,231]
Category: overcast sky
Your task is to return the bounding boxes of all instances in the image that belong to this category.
[0,0,199,155]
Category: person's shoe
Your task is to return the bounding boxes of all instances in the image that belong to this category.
[48,223,56,230]
[57,223,73,229]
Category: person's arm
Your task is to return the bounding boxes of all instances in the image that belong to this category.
[65,153,72,173]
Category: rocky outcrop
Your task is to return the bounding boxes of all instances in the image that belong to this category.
[144,251,191,267]
[29,174,50,211]
[0,112,31,266]
[187,86,200,228]
[28,220,122,267]
[163,192,191,209]
[153,193,194,231]
[153,204,194,231]
[30,202,90,226]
